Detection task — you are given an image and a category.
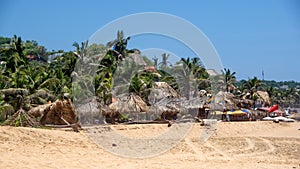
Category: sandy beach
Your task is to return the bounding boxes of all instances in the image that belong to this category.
[0,121,299,169]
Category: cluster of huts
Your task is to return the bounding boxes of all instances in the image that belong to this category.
[2,81,297,131]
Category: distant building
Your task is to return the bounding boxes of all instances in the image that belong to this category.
[279,85,289,90]
[48,53,63,63]
[207,69,220,76]
[26,55,47,62]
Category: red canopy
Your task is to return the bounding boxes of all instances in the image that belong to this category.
[258,106,283,114]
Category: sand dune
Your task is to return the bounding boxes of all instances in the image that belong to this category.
[0,121,300,169]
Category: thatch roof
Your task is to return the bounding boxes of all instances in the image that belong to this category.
[148,98,180,113]
[148,96,206,114]
[181,97,207,109]
[148,82,180,105]
[237,99,254,109]
[147,98,180,121]
[210,91,239,111]
[254,91,271,106]
[210,91,257,111]
[28,103,52,118]
[29,99,78,125]
[109,94,149,114]
[75,98,102,124]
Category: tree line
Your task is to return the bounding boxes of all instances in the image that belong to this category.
[0,32,299,123]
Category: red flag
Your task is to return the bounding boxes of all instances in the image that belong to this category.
[269,104,279,113]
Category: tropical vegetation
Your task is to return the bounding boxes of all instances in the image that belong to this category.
[0,32,299,123]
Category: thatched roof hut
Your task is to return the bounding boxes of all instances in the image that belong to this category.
[75,98,103,125]
[210,91,256,111]
[210,91,239,111]
[254,91,271,106]
[181,97,207,109]
[28,99,78,126]
[28,103,52,118]
[148,82,180,105]
[148,98,181,120]
[109,94,149,114]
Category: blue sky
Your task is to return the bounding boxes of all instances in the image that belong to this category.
[0,0,299,81]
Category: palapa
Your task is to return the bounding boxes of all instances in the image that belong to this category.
[254,91,271,106]
[109,94,149,113]
[148,82,180,105]
[76,98,102,125]
[210,91,239,111]
[39,99,78,125]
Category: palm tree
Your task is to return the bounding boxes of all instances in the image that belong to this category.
[281,88,298,107]
[73,40,88,61]
[95,31,132,104]
[191,57,209,91]
[243,77,264,107]
[106,30,131,60]
[129,71,155,100]
[0,35,27,73]
[159,53,170,68]
[173,57,209,99]
[177,57,193,99]
[11,35,26,64]
[152,56,158,68]
[224,68,236,93]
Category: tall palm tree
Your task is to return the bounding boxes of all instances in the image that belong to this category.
[191,57,209,91]
[95,31,132,104]
[106,30,131,60]
[224,68,236,93]
[159,53,170,68]
[0,35,27,73]
[73,40,88,63]
[177,57,193,99]
[11,35,26,64]
[152,56,158,68]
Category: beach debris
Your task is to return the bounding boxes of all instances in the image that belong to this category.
[3,95,38,127]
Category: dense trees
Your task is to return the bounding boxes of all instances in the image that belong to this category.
[0,34,299,123]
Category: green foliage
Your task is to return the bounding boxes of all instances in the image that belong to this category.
[170,57,209,99]
[87,43,107,57]
[120,113,129,122]
[223,68,236,93]
[0,37,11,46]
[1,32,299,124]
[129,72,154,101]
[158,70,178,91]
[94,31,132,104]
